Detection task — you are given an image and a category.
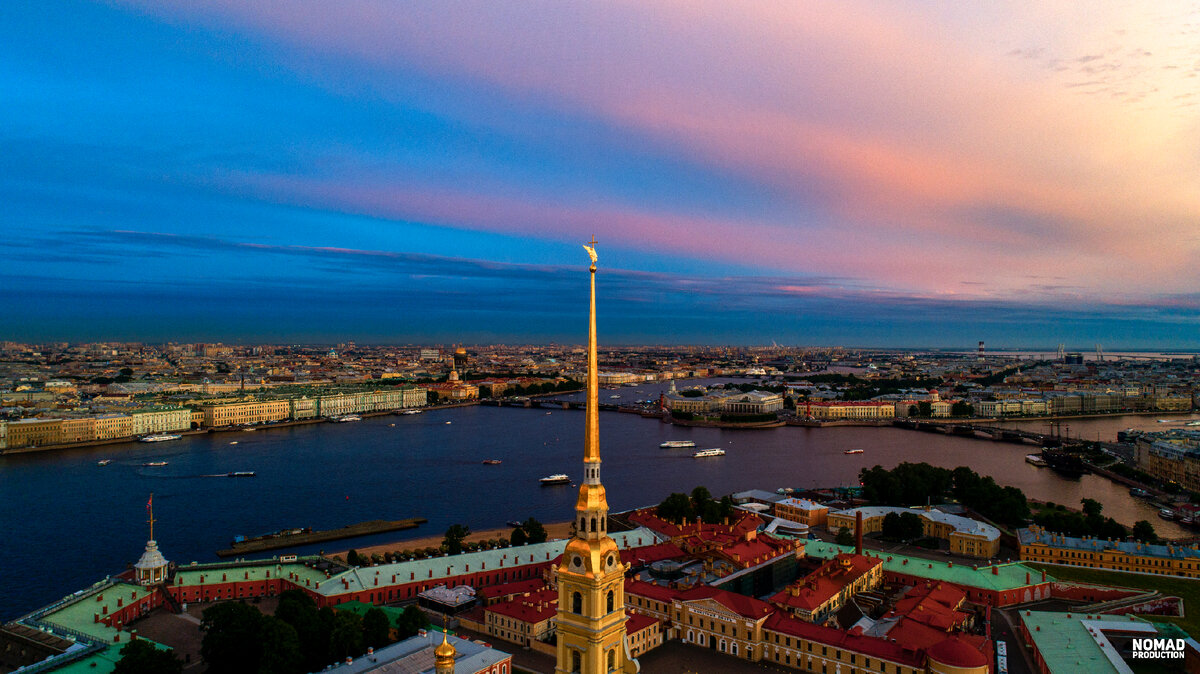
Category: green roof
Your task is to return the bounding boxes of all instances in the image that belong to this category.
[173,560,330,589]
[804,540,1052,591]
[1020,611,1163,673]
[39,581,148,642]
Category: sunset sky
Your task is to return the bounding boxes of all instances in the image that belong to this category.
[3,2,1198,346]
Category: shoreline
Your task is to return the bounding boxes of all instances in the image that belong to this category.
[327,520,575,562]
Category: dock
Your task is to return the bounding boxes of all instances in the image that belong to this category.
[216,518,427,557]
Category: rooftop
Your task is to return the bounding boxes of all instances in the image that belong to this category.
[833,506,1001,541]
[805,540,1052,591]
[1019,526,1200,560]
[1019,610,1166,674]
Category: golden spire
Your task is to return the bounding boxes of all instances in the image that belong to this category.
[582,237,599,463]
[434,623,456,673]
[147,492,155,541]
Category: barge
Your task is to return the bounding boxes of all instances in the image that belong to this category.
[216,517,426,557]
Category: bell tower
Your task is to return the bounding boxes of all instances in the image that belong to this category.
[555,240,638,674]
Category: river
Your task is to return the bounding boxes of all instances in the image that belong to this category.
[0,378,1188,617]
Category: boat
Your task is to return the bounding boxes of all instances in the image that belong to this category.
[445,421,452,425]
[540,474,571,485]
[693,448,726,458]
[776,487,794,495]
[97,459,112,466]
[242,427,256,432]
[1158,419,1173,423]
[1159,509,1177,520]
[389,423,395,427]
[1188,421,1200,427]
[139,434,181,443]
[609,395,621,399]
[142,461,168,467]
[229,441,238,445]
[660,440,696,448]
[329,415,362,423]
[226,471,256,477]
[482,459,502,465]
[399,409,423,415]
[844,449,864,455]
[507,520,523,528]
[1025,454,1047,467]
[1041,449,1086,478]
[1129,487,1151,497]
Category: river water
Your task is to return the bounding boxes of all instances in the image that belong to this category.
[1,378,1190,618]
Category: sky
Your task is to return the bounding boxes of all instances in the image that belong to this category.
[2,2,1199,347]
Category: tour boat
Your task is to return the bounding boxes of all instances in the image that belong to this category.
[1159,509,1177,520]
[400,409,423,415]
[540,474,571,485]
[660,440,696,449]
[142,461,168,467]
[482,459,502,465]
[139,434,181,443]
[329,415,362,423]
[1025,454,1047,467]
[229,441,238,445]
[844,449,865,455]
[226,471,256,477]
[445,421,452,425]
[693,448,725,458]
[97,459,112,466]
[1129,488,1150,497]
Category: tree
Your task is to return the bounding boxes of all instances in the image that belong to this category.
[1133,520,1158,543]
[257,616,304,674]
[201,602,265,674]
[328,612,365,662]
[950,401,974,417]
[898,512,925,540]
[276,590,328,672]
[363,607,392,649]
[443,524,471,555]
[656,492,694,523]
[1081,498,1103,518]
[691,486,713,510]
[396,605,429,639]
[522,517,548,544]
[880,512,903,540]
[907,405,919,417]
[346,549,363,567]
[835,526,854,546]
[113,640,183,674]
[917,401,932,417]
[510,525,528,546]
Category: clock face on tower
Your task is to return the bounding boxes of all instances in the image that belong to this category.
[571,554,583,569]
[605,553,616,570]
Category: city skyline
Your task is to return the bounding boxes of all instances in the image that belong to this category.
[4,2,1199,346]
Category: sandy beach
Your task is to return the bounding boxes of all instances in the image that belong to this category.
[330,520,574,562]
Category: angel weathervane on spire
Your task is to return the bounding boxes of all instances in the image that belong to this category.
[582,236,598,271]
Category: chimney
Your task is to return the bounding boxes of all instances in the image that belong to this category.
[855,511,863,556]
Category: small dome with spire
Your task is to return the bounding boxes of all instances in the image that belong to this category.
[434,629,456,673]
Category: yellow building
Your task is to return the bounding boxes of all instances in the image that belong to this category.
[130,408,191,435]
[60,418,97,443]
[6,419,64,449]
[827,507,1001,559]
[804,402,895,420]
[94,414,135,441]
[1018,526,1200,578]
[555,243,638,674]
[200,400,289,427]
[773,498,828,528]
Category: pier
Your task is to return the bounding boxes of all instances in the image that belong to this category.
[216,518,427,557]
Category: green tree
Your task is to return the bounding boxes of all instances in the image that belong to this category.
[835,526,854,546]
[1133,520,1159,543]
[510,525,528,546]
[329,612,365,661]
[478,384,493,398]
[880,512,903,540]
[346,549,363,567]
[522,517,548,544]
[917,401,932,417]
[396,605,429,639]
[257,616,304,674]
[899,512,925,540]
[363,607,392,649]
[275,590,328,672]
[950,401,974,417]
[1081,498,1103,518]
[656,492,695,523]
[691,486,713,509]
[201,602,264,674]
[113,640,183,674]
[443,524,471,555]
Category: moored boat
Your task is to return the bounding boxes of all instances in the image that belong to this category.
[1159,509,1177,520]
[142,461,168,467]
[482,459,502,465]
[97,459,112,466]
[226,471,256,477]
[660,440,696,448]
[540,474,571,485]
[399,409,423,415]
[1129,487,1150,497]
[328,415,362,423]
[693,448,725,458]
[844,449,864,455]
[1025,454,1047,467]
[139,434,182,443]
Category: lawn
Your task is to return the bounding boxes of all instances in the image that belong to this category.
[1027,563,1200,637]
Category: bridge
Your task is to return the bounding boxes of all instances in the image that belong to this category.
[478,397,650,414]
[890,419,1061,446]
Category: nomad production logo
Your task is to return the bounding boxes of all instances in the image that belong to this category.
[1131,638,1186,660]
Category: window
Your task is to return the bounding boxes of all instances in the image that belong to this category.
[607,649,616,672]
[572,650,581,673]
[607,591,614,613]
[573,592,583,614]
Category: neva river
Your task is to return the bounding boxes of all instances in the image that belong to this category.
[2,378,1196,618]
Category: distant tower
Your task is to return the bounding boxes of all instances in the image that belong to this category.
[453,346,468,372]
[434,628,456,674]
[555,240,638,674]
[977,341,985,361]
[1057,344,1066,361]
[134,493,169,586]
[1096,344,1104,362]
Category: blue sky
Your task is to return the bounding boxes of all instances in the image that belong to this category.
[3,1,1198,347]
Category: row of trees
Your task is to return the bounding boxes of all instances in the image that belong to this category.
[656,486,736,525]
[858,463,1029,527]
[345,519,549,567]
[1034,500,1158,543]
[510,517,549,546]
[195,590,428,674]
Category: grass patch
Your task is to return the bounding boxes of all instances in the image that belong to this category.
[1028,563,1200,636]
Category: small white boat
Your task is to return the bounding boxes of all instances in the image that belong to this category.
[445,421,452,425]
[693,448,725,458]
[660,440,696,448]
[844,449,864,455]
[1187,421,1200,427]
[140,434,182,443]
[540,474,571,485]
[1159,509,1177,520]
[389,423,396,427]
[229,441,238,445]
[97,459,112,466]
[142,461,168,467]
[400,409,423,415]
[1025,454,1047,467]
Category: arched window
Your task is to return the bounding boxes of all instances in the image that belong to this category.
[591,517,597,532]
[571,650,581,673]
[572,592,583,614]
[607,649,616,672]
[607,590,614,613]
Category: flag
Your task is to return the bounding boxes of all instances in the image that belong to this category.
[147,493,153,511]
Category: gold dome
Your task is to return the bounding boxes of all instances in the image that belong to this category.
[435,630,456,660]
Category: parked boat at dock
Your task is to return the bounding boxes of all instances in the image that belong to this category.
[660,440,696,448]
[139,434,181,443]
[1025,454,1047,467]
[693,448,725,458]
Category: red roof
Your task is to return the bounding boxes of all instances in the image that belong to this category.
[678,585,774,620]
[486,588,558,624]
[886,583,968,632]
[763,613,923,667]
[620,542,685,566]
[926,634,989,668]
[625,612,660,635]
[479,579,547,601]
[625,578,681,605]
[769,554,881,612]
